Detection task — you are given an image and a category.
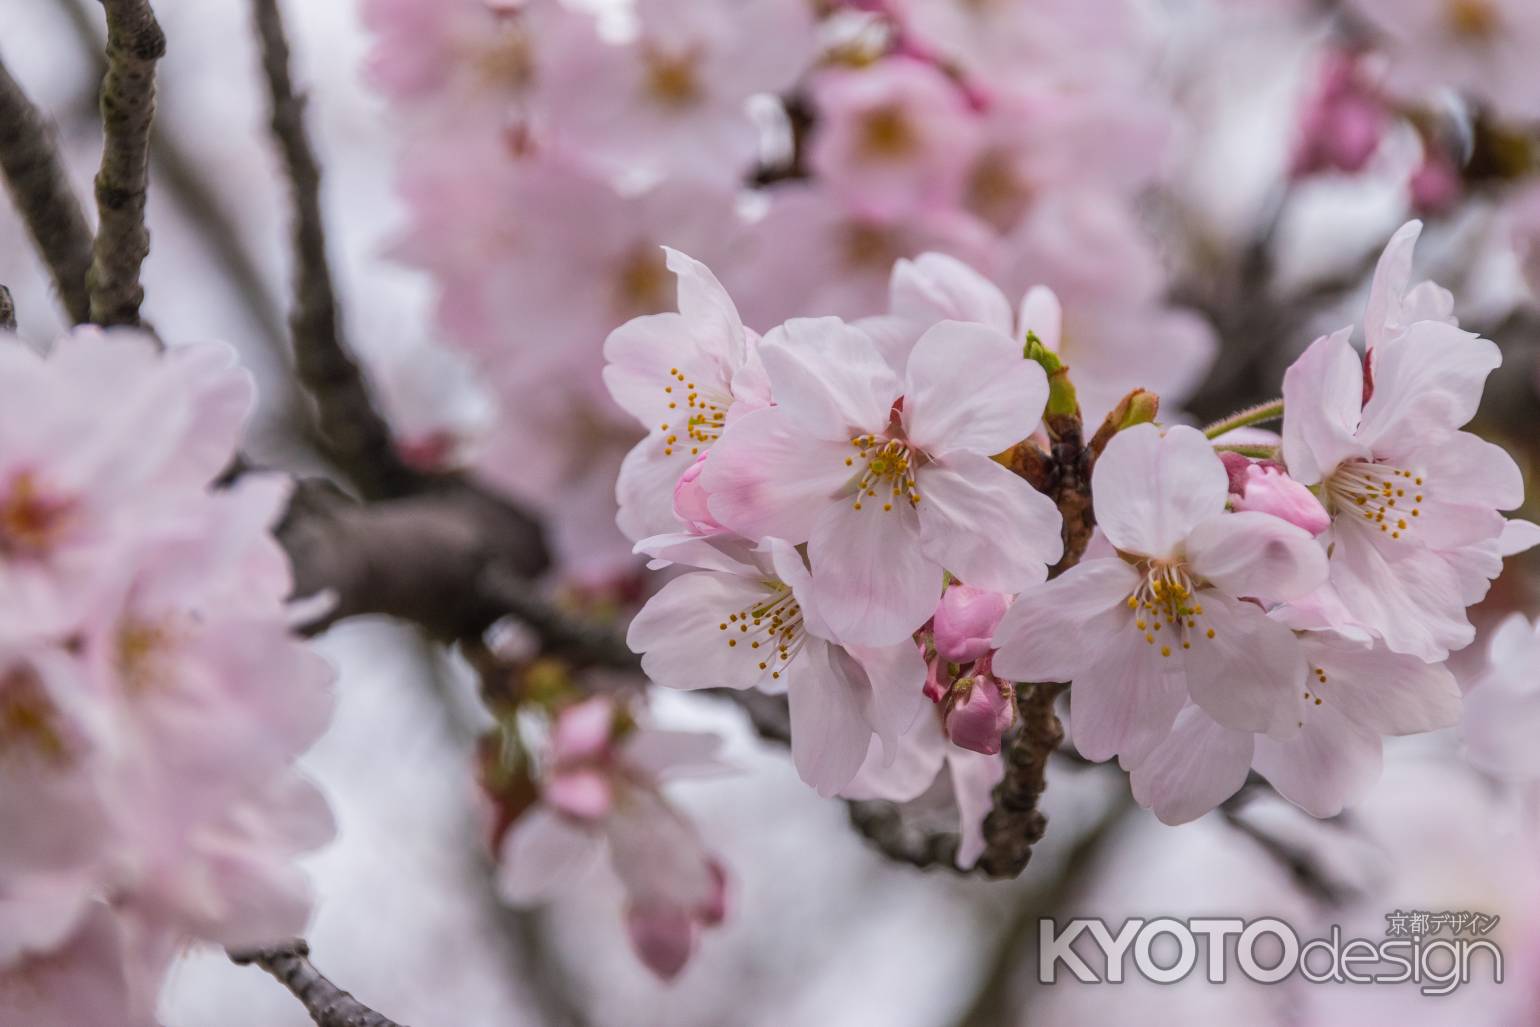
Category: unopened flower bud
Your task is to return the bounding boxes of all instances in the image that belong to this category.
[1223,456,1331,536]
[673,454,722,535]
[932,584,1010,663]
[625,902,697,981]
[944,676,1015,756]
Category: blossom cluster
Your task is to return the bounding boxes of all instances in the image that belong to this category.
[0,330,334,1025]
[361,0,1213,581]
[611,221,1536,847]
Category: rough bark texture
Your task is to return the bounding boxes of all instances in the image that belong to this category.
[0,57,94,324]
[251,0,415,500]
[976,682,1067,878]
[230,942,409,1027]
[88,0,164,328]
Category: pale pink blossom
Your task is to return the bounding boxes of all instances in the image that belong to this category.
[496,697,730,979]
[898,0,1146,84]
[627,538,927,796]
[842,704,1004,869]
[702,316,1062,645]
[931,583,1011,664]
[1290,48,1390,178]
[604,248,768,543]
[1460,613,1540,780]
[993,425,1328,765]
[541,0,815,182]
[808,57,982,220]
[1220,453,1331,536]
[1346,0,1540,124]
[0,902,170,1027]
[1128,630,1460,823]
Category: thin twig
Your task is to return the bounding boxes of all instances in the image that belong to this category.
[230,941,409,1027]
[0,285,14,331]
[250,0,415,499]
[0,56,94,324]
[89,0,165,328]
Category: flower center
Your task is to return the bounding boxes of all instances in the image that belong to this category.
[845,435,921,512]
[657,368,730,458]
[718,583,806,680]
[116,618,174,694]
[842,222,902,271]
[0,471,73,558]
[965,148,1031,233]
[643,46,702,108]
[472,18,537,92]
[0,668,68,766]
[1447,0,1499,37]
[1325,459,1423,541]
[1125,563,1216,658]
[858,105,916,159]
[614,245,673,320]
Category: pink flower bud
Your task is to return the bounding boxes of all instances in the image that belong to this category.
[673,454,722,535]
[1410,150,1462,216]
[1291,51,1388,178]
[943,676,1015,756]
[932,584,1010,664]
[545,767,613,821]
[551,696,615,765]
[698,859,729,927]
[1228,459,1331,536]
[625,902,697,981]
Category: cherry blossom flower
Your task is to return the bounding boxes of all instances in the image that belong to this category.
[1280,316,1520,661]
[1460,613,1540,780]
[1346,0,1540,124]
[541,0,816,182]
[1128,629,1460,823]
[702,315,1063,645]
[0,902,171,1027]
[808,56,982,220]
[1290,47,1390,178]
[992,425,1328,765]
[627,538,927,796]
[604,248,769,543]
[495,696,730,979]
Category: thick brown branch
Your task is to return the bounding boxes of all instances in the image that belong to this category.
[845,797,961,870]
[0,57,94,323]
[250,0,414,500]
[230,941,409,1027]
[976,682,1066,878]
[88,0,164,328]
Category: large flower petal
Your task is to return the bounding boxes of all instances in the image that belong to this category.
[842,708,946,802]
[1129,705,1253,825]
[1183,591,1305,734]
[949,747,1006,869]
[1091,424,1227,558]
[664,247,747,368]
[1327,522,1473,661]
[1185,511,1327,603]
[496,807,603,904]
[702,407,856,542]
[1070,623,1187,764]
[1280,327,1366,485]
[786,638,878,796]
[627,570,781,691]
[915,452,1062,593]
[1252,708,1382,818]
[846,640,928,762]
[991,558,1141,683]
[1357,321,1500,445]
[758,317,902,440]
[889,253,1014,337]
[808,497,942,646]
[902,321,1046,455]
[1305,633,1460,735]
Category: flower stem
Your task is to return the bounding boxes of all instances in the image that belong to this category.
[1212,443,1277,459]
[1203,398,1284,439]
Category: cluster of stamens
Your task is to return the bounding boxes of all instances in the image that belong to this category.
[1125,563,1214,658]
[1327,460,1423,541]
[846,435,921,512]
[718,585,805,680]
[658,367,728,458]
[0,668,67,765]
[0,471,72,558]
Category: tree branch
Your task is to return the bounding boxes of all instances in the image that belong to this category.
[230,941,409,1027]
[250,0,415,500]
[88,0,165,328]
[0,285,14,331]
[0,55,94,324]
[976,682,1066,878]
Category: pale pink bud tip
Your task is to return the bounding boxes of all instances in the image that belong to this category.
[673,454,723,535]
[545,768,613,821]
[1230,461,1331,536]
[944,677,1015,756]
[932,584,1010,664]
[551,696,616,764]
[626,903,698,981]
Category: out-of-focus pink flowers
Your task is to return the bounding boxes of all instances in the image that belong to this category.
[495,695,730,979]
[1291,48,1389,178]
[1460,613,1540,780]
[0,329,333,1022]
[1220,452,1331,535]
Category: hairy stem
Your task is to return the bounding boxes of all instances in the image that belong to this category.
[1203,397,1285,439]
[89,0,165,328]
[0,56,94,324]
[230,941,409,1027]
[250,0,415,499]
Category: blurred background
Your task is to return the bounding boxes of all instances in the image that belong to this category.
[2,0,1539,1023]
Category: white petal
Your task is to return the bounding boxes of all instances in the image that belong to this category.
[496,807,603,905]
[1363,219,1422,351]
[1091,424,1228,558]
[615,437,692,543]
[664,246,747,368]
[1017,286,1062,350]
[902,321,1047,455]
[949,747,1006,869]
[1183,591,1306,734]
[1070,623,1187,763]
[808,496,942,646]
[1305,633,1460,735]
[1185,511,1327,603]
[1280,327,1366,485]
[915,452,1062,593]
[1252,709,1382,818]
[889,253,1014,337]
[602,312,721,429]
[1129,705,1253,825]
[1357,322,1500,444]
[842,709,946,802]
[627,571,781,691]
[1327,523,1473,662]
[847,640,928,763]
[787,639,877,797]
[759,317,902,439]
[701,407,856,542]
[991,559,1141,683]
[1501,518,1540,557]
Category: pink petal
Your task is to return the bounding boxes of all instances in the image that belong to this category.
[991,558,1141,683]
[1129,704,1253,824]
[1091,424,1228,559]
[915,452,1062,593]
[1184,511,1328,603]
[809,495,942,646]
[902,321,1047,456]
